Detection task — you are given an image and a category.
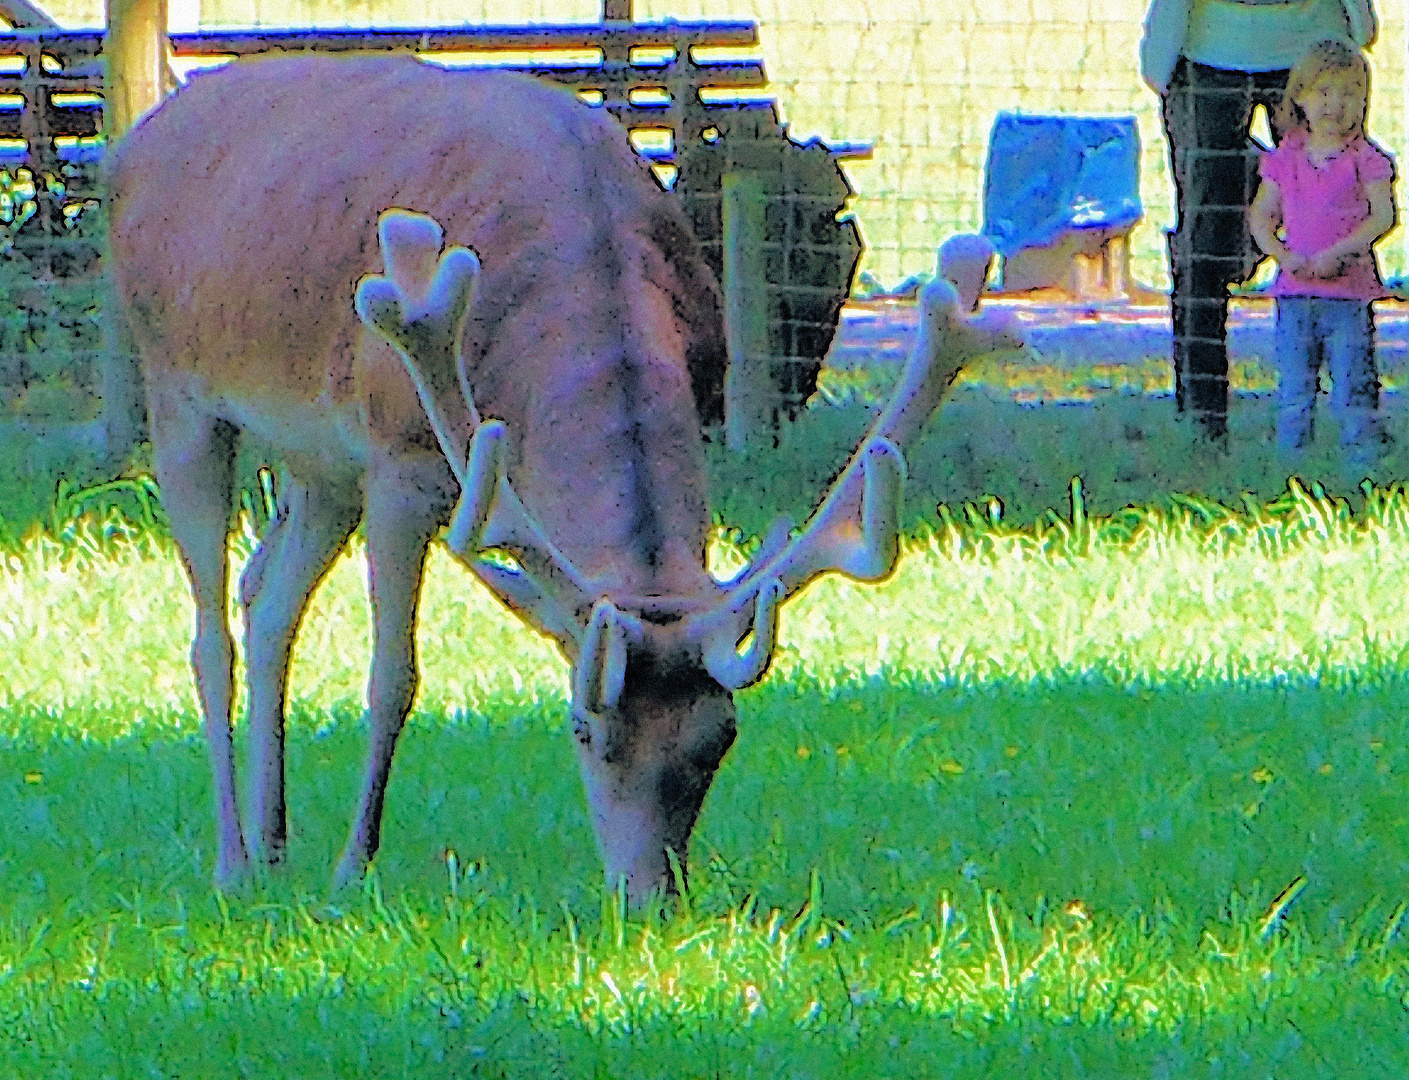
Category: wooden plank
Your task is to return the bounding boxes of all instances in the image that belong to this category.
[0,30,104,62]
[0,24,760,61]
[0,112,100,137]
[0,74,105,91]
[0,0,61,30]
[164,24,759,56]
[0,27,762,71]
[529,63,764,88]
[0,23,777,181]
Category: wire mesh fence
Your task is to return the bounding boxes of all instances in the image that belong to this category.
[18,0,1409,292]
[655,0,1407,291]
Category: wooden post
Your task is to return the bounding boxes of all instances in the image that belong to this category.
[602,0,631,19]
[0,0,61,28]
[722,169,776,452]
[100,0,165,469]
[104,0,168,139]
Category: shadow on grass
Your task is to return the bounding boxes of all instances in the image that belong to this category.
[712,389,1406,540]
[2,673,1405,940]
[1,673,1407,1075]
[8,984,1404,1078]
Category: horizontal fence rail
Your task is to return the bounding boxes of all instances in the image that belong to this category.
[0,17,867,433]
[0,23,779,178]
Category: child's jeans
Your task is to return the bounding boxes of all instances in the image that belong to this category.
[1273,297,1382,472]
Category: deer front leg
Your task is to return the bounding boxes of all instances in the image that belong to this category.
[239,469,360,868]
[333,452,451,892]
[149,394,248,887]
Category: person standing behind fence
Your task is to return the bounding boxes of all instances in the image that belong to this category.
[1140,0,1378,444]
[1248,40,1397,479]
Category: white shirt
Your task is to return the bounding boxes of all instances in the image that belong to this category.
[1140,0,1378,93]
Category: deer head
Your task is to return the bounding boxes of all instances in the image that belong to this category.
[356,209,1017,904]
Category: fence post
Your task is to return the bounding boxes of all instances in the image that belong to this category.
[99,0,165,470]
[103,0,168,139]
[722,169,776,452]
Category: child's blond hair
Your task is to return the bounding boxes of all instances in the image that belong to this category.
[1275,39,1371,140]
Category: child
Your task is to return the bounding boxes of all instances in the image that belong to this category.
[1248,39,1397,479]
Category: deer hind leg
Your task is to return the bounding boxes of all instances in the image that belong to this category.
[239,466,361,869]
[149,398,247,886]
[334,452,452,891]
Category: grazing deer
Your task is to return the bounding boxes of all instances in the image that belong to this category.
[108,53,1015,904]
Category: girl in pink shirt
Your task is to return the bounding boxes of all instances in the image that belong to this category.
[1249,39,1397,477]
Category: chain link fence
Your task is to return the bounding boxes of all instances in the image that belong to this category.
[27,0,1409,291]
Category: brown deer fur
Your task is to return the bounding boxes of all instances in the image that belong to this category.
[107,54,731,897]
[108,52,1006,904]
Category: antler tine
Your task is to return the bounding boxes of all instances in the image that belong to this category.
[692,272,1025,690]
[356,209,595,654]
[874,277,984,450]
[571,599,644,732]
[354,210,483,486]
[444,421,596,653]
[717,512,794,591]
[699,578,781,690]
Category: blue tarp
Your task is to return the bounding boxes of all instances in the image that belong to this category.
[981,113,1142,257]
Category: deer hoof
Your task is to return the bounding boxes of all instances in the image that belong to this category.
[213,849,252,895]
[330,850,370,897]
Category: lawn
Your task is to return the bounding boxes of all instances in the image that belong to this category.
[1,463,1408,1076]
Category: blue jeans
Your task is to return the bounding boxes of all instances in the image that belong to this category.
[1273,297,1381,467]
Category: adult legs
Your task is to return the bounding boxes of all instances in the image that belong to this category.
[334,451,453,889]
[239,467,362,867]
[1164,60,1287,440]
[149,389,247,886]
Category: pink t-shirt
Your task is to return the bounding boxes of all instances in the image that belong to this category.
[1259,132,1396,300]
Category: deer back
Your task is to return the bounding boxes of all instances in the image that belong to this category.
[107,53,726,600]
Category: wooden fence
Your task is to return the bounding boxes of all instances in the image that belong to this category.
[0,7,865,448]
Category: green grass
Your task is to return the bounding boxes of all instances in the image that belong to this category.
[712,386,1408,546]
[5,350,1405,549]
[12,477,1409,718]
[3,480,1409,1075]
[2,686,1408,1076]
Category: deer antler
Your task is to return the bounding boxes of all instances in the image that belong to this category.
[355,209,595,656]
[444,420,597,648]
[354,213,483,479]
[687,261,1024,690]
[570,599,646,752]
